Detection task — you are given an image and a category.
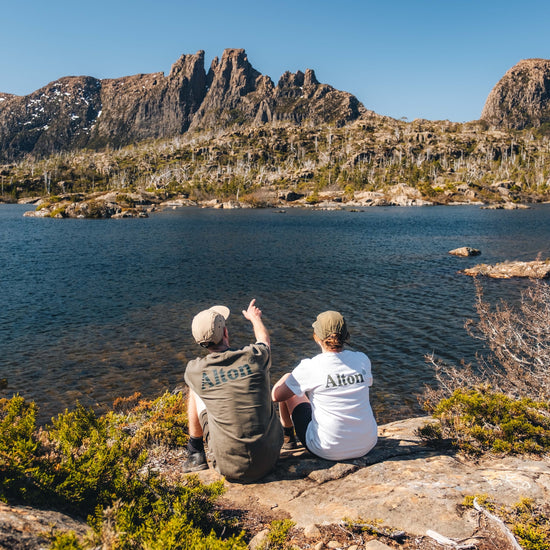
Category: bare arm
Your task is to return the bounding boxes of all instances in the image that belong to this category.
[242,298,270,347]
[271,373,296,402]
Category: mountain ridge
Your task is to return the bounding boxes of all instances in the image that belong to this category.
[0,48,365,162]
[3,52,550,207]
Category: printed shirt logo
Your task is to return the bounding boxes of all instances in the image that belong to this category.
[325,369,367,388]
[201,363,252,390]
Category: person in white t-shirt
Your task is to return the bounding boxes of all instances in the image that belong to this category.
[271,310,377,461]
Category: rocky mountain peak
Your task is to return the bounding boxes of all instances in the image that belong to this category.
[168,50,206,79]
[481,58,550,129]
[206,49,260,92]
[0,48,365,161]
[304,68,319,87]
[188,49,263,130]
[278,70,305,88]
[276,68,319,92]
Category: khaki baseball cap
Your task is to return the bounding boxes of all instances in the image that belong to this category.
[192,305,230,346]
[312,310,350,341]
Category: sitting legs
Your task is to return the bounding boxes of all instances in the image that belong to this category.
[183,390,208,472]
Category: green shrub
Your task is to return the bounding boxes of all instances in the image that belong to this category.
[513,524,549,550]
[108,390,189,448]
[305,191,319,204]
[508,498,550,550]
[115,193,135,207]
[49,205,67,217]
[38,402,149,515]
[263,519,296,550]
[415,422,442,442]
[422,387,550,455]
[462,496,550,550]
[0,395,40,502]
[0,395,246,549]
[47,531,85,550]
[461,493,495,512]
[87,476,245,549]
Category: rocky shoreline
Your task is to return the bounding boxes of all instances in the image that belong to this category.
[463,260,550,279]
[11,181,543,219]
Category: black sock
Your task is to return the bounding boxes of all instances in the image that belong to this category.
[283,426,295,437]
[188,436,204,454]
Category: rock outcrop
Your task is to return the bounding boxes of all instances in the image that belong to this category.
[22,190,167,219]
[449,247,481,257]
[206,417,550,540]
[0,49,365,162]
[3,417,548,549]
[89,51,208,149]
[481,58,550,129]
[0,502,88,549]
[463,260,550,278]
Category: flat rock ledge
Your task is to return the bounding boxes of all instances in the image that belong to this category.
[2,417,549,549]
[198,416,550,541]
[463,260,550,278]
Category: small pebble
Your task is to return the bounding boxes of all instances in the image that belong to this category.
[304,524,322,538]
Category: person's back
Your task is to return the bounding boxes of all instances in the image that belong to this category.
[272,310,377,461]
[185,342,282,481]
[183,300,283,482]
[284,348,377,461]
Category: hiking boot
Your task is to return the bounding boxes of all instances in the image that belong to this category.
[182,451,208,472]
[283,433,298,450]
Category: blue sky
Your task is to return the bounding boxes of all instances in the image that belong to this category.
[1,0,549,122]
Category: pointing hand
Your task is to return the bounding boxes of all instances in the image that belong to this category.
[242,298,262,321]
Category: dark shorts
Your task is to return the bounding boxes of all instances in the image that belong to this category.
[291,402,319,456]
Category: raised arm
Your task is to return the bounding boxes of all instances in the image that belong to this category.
[242,298,270,347]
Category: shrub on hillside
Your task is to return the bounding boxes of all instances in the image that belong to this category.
[0,392,246,549]
[421,280,550,455]
[108,390,189,449]
[419,386,550,455]
[0,395,40,502]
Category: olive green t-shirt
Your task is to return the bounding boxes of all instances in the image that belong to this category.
[184,343,283,482]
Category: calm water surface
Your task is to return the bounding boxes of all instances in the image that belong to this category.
[1,203,549,424]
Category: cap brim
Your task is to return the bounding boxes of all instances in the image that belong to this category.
[210,305,230,319]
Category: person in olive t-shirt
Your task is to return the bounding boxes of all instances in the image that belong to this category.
[183,299,283,482]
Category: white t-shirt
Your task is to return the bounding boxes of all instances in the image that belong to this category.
[284,349,377,461]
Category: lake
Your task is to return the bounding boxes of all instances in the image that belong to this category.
[1,203,548,424]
